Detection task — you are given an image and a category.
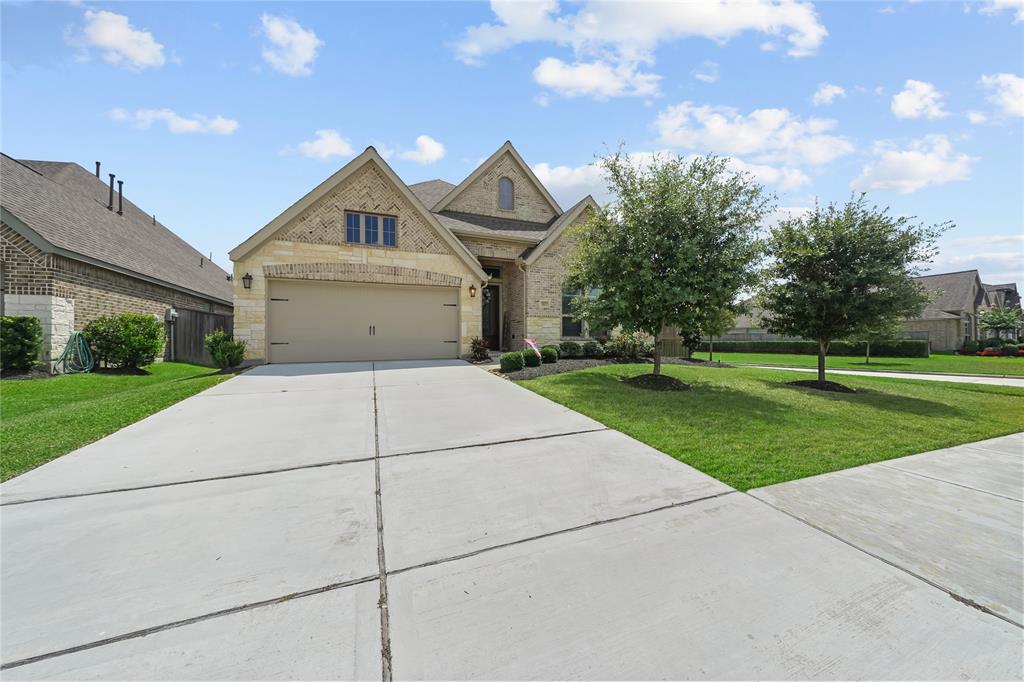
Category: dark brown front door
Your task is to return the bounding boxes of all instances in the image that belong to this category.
[482,284,500,349]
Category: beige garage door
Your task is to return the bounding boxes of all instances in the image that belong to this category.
[267,280,459,363]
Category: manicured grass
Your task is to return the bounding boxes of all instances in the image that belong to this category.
[519,363,1024,491]
[1,362,230,481]
[692,351,1024,376]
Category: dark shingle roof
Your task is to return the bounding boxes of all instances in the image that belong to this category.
[913,270,982,314]
[2,155,231,304]
[408,179,456,209]
[435,210,550,242]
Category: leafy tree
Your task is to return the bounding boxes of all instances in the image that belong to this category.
[704,306,738,363]
[567,152,771,377]
[758,196,947,385]
[978,307,1023,340]
[846,316,903,365]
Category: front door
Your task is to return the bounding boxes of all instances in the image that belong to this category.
[481,284,500,349]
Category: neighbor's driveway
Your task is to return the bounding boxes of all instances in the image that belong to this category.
[1,361,1020,680]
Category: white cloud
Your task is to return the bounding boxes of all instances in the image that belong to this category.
[397,135,447,164]
[534,92,551,107]
[967,110,988,124]
[979,0,1024,22]
[724,157,810,191]
[980,72,1024,116]
[109,108,238,135]
[811,82,845,106]
[260,14,322,77]
[296,129,353,159]
[76,10,165,70]
[891,79,949,119]
[533,57,660,98]
[693,60,719,84]
[654,101,854,166]
[851,135,975,194]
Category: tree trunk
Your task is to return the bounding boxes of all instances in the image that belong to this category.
[818,340,827,383]
[709,336,714,363]
[865,341,871,365]
[653,343,662,376]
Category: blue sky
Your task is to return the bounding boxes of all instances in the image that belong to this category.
[2,1,1022,283]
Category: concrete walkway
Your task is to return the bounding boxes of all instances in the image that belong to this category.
[1,361,1020,680]
[746,363,1024,387]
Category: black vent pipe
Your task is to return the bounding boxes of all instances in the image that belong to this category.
[117,180,124,216]
[107,174,115,210]
[95,161,101,178]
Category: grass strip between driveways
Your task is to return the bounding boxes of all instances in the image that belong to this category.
[1,362,230,481]
[518,363,1024,491]
[691,351,1024,376]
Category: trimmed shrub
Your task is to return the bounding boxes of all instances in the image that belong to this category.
[604,331,654,360]
[84,313,164,368]
[542,345,560,359]
[499,352,524,372]
[0,316,43,370]
[468,337,491,362]
[981,337,1003,349]
[582,340,603,358]
[960,340,980,355]
[558,341,582,358]
[695,339,929,358]
[1000,343,1021,357]
[541,347,558,363]
[524,349,541,367]
[204,329,246,369]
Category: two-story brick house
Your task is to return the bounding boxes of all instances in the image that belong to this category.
[229,142,600,363]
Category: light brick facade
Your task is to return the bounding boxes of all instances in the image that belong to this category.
[445,151,558,224]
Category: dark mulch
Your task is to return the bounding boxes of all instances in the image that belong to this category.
[789,379,857,394]
[93,366,151,376]
[497,357,616,380]
[623,373,691,391]
[663,357,734,368]
[0,368,53,381]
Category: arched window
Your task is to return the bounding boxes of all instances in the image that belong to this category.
[498,176,514,211]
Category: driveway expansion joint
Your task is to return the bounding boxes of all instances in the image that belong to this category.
[875,463,1024,502]
[0,575,379,672]
[382,427,610,459]
[371,363,394,682]
[746,492,1023,629]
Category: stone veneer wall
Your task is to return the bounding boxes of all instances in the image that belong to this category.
[2,294,74,370]
[900,317,962,352]
[524,209,592,347]
[233,165,483,361]
[445,151,558,224]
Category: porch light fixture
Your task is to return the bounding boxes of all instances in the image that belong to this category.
[242,272,253,289]
[469,284,477,298]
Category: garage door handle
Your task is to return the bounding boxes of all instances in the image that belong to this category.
[369,325,376,336]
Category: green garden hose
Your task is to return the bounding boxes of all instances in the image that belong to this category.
[54,331,94,374]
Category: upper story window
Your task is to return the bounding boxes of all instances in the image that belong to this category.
[345,211,397,248]
[498,176,514,211]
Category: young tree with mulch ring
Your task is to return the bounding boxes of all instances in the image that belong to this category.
[567,152,770,389]
[758,196,947,391]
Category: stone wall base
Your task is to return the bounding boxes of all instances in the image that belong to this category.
[3,294,75,372]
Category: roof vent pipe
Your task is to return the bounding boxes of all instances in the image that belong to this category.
[108,174,115,210]
[95,161,101,178]
[117,180,124,216]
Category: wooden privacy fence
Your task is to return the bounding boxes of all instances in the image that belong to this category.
[168,308,233,366]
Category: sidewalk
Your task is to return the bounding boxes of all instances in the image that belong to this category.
[745,364,1024,387]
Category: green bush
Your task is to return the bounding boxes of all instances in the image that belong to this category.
[1000,343,1020,356]
[542,345,560,359]
[468,337,491,362]
[524,349,541,367]
[695,339,929,358]
[961,340,980,355]
[541,347,558,363]
[0,316,43,370]
[499,352,524,372]
[603,331,654,360]
[981,337,1003,349]
[558,341,582,358]
[204,329,246,369]
[84,313,164,368]
[582,340,603,358]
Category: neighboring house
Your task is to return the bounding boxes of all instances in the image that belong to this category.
[1,154,233,369]
[983,282,1021,311]
[230,141,599,363]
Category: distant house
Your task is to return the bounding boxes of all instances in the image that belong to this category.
[1,154,232,369]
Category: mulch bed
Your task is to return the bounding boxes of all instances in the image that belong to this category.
[788,379,857,394]
[623,373,691,391]
[663,357,734,368]
[494,355,733,381]
[0,368,53,381]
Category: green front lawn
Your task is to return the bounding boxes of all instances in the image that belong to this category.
[692,351,1024,376]
[1,362,230,481]
[520,364,1024,491]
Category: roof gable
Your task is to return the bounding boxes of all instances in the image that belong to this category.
[523,195,599,265]
[229,148,487,282]
[914,270,983,313]
[1,154,231,303]
[432,142,562,218]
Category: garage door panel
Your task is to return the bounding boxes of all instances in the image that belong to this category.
[268,280,459,363]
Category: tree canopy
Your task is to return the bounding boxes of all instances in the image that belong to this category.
[758,195,948,384]
[978,307,1023,339]
[567,152,771,376]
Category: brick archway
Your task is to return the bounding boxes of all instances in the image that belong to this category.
[262,262,462,288]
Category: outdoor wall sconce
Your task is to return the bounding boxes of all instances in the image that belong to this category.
[242,272,253,289]
[469,284,477,298]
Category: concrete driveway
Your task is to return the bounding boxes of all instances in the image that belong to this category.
[1,361,1021,680]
